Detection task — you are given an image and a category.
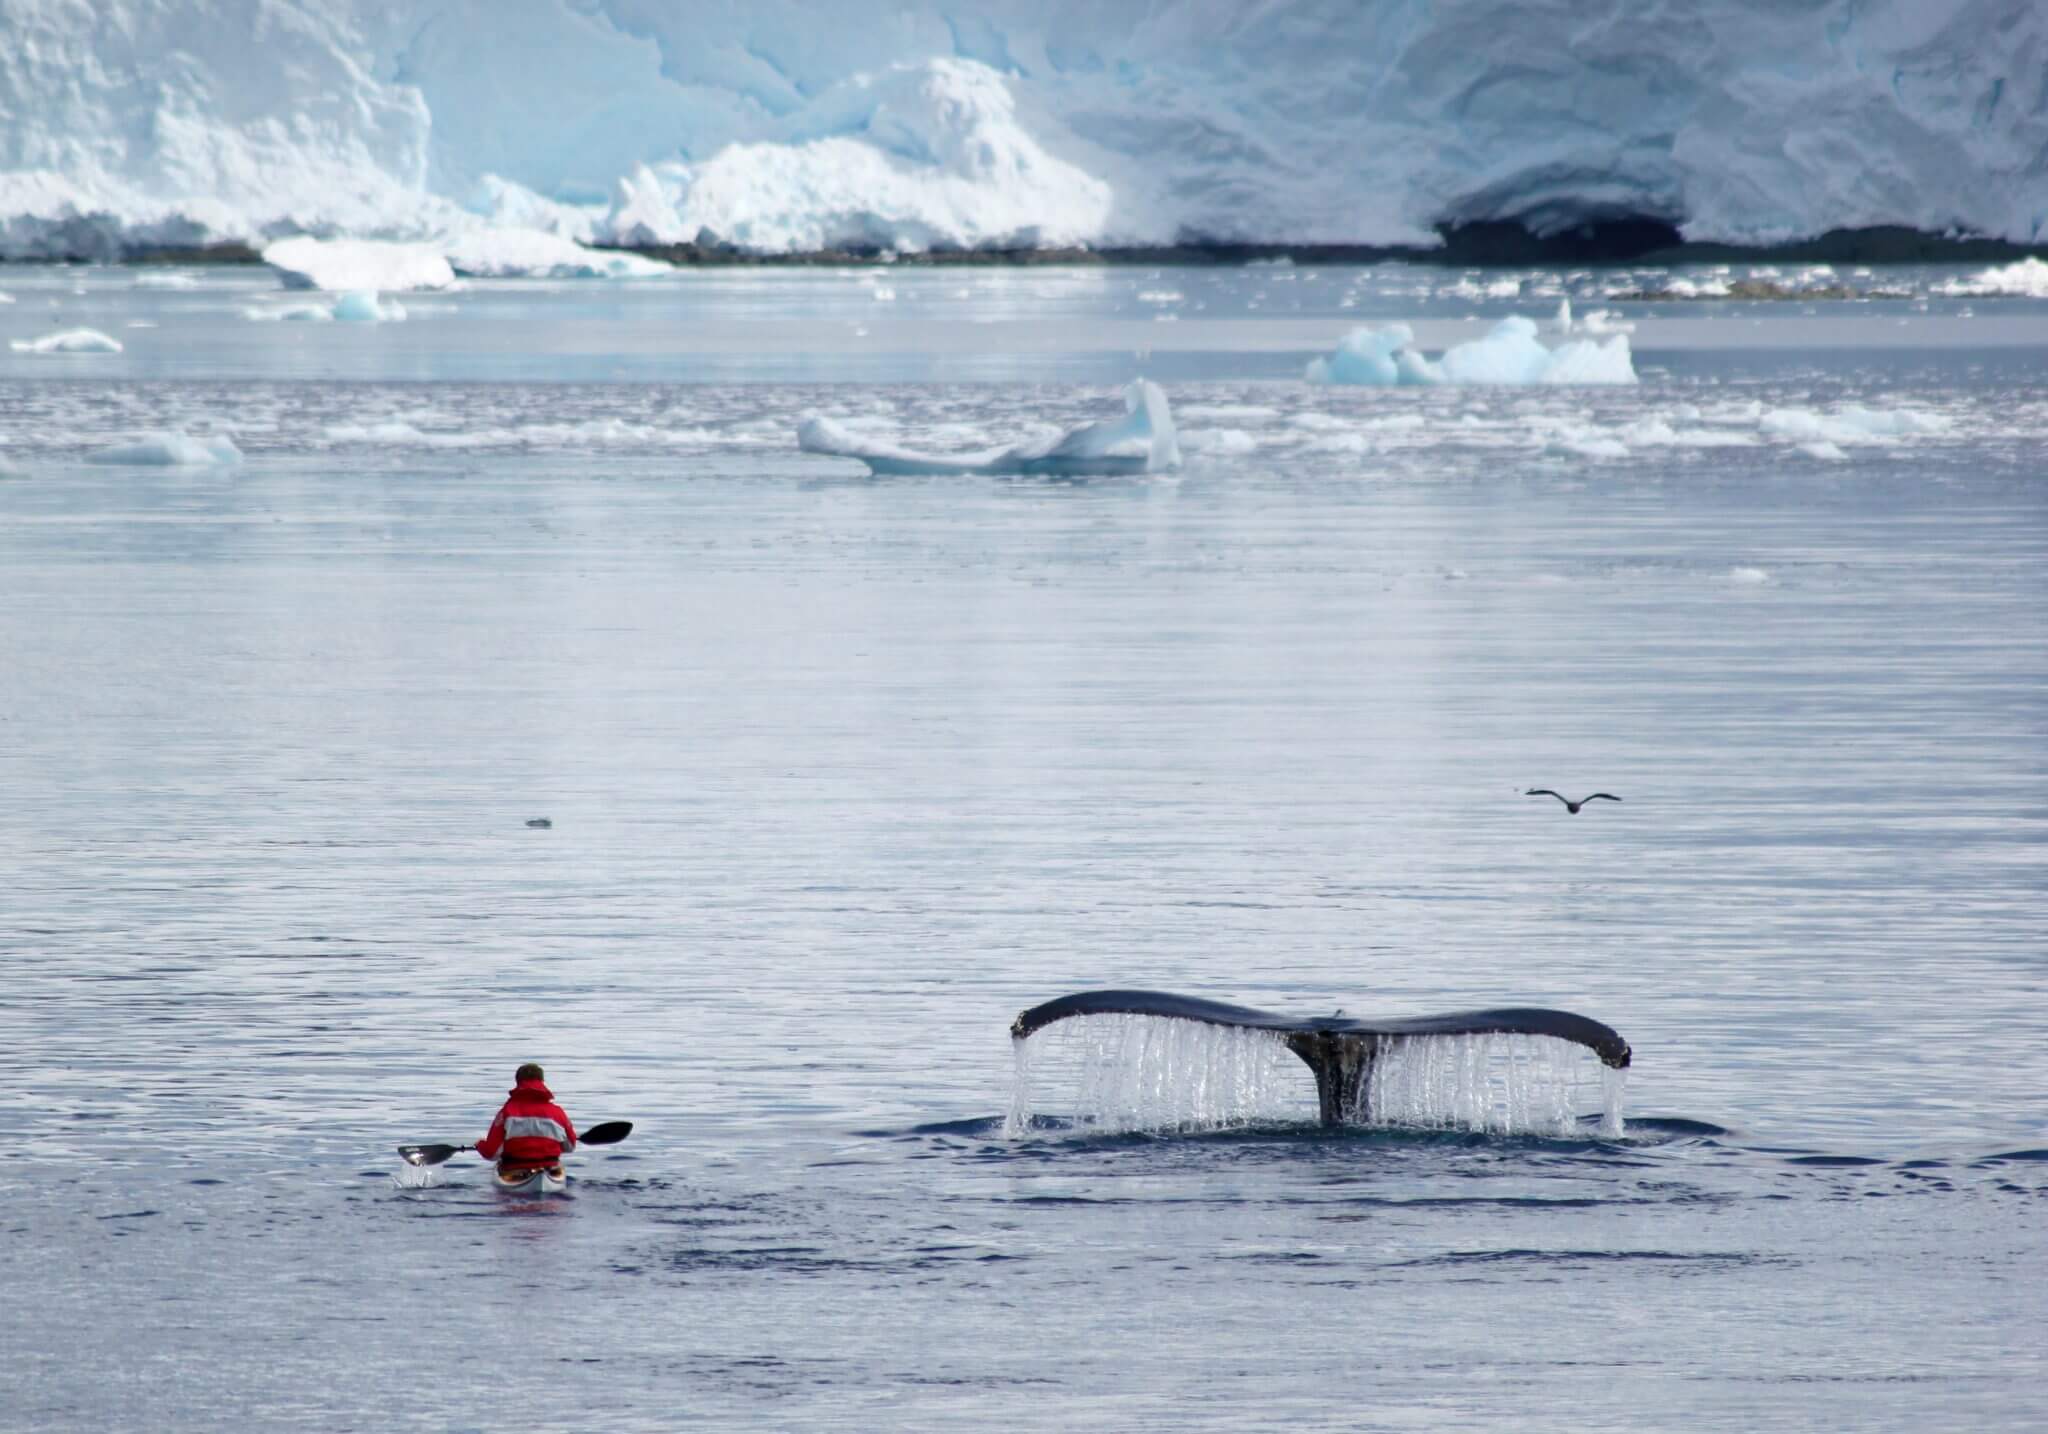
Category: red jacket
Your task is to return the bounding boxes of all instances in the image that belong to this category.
[477,1078,577,1166]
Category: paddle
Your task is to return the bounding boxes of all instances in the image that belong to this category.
[396,1120,633,1168]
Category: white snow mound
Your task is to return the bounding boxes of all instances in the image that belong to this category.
[800,380,1180,476]
[263,237,454,292]
[10,327,124,354]
[87,432,243,466]
[1309,317,1636,386]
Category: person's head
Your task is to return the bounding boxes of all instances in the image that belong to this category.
[515,1062,545,1084]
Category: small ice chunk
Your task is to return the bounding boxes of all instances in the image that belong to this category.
[87,432,243,466]
[1798,441,1848,461]
[325,421,429,443]
[1180,428,1259,455]
[244,301,337,322]
[0,291,14,303]
[132,271,199,289]
[1724,567,1772,583]
[1663,276,1732,298]
[331,290,407,321]
[263,236,455,292]
[9,327,124,354]
[800,379,1180,476]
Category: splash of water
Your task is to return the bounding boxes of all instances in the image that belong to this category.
[1363,1032,1623,1135]
[1007,1015,1624,1138]
[391,1161,440,1190]
[1006,1014,1311,1136]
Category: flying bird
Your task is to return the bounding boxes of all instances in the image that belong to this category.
[1525,789,1621,814]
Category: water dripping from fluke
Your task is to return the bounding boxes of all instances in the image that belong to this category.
[1005,989,1632,1140]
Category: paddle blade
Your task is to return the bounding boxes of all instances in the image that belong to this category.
[396,1142,468,1167]
[580,1121,632,1147]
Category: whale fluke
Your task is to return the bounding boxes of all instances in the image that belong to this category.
[1011,988,1631,1127]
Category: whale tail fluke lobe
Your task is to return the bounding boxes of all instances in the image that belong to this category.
[1011,988,1631,1128]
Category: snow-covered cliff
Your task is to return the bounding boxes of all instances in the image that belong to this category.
[1,0,2041,258]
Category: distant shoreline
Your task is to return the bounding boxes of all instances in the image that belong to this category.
[6,222,2044,270]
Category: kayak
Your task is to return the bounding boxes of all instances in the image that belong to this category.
[493,1165,568,1196]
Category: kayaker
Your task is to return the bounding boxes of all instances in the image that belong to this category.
[476,1063,578,1179]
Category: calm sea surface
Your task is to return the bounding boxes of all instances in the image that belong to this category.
[2,264,2043,1430]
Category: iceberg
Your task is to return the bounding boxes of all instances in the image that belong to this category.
[86,432,243,466]
[3,2,2041,258]
[799,380,1180,476]
[9,328,124,354]
[1308,317,1637,386]
[262,237,454,292]
[1932,258,2048,299]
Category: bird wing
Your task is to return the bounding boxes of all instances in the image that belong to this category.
[1584,793,1622,802]
[1525,789,1566,803]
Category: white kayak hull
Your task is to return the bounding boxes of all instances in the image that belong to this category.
[493,1166,568,1195]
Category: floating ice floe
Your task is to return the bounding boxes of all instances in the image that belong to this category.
[799,380,1180,476]
[87,432,242,466]
[1308,316,1636,386]
[1179,427,1260,456]
[1759,407,1950,444]
[438,227,670,279]
[131,271,199,289]
[263,236,455,292]
[244,290,406,322]
[320,416,730,449]
[244,300,336,322]
[9,327,124,354]
[1932,257,2048,299]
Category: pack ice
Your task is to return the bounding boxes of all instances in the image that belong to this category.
[799,381,1181,476]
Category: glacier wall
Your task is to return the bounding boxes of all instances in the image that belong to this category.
[1,0,2041,258]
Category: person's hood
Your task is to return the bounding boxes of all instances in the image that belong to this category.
[506,1078,554,1103]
